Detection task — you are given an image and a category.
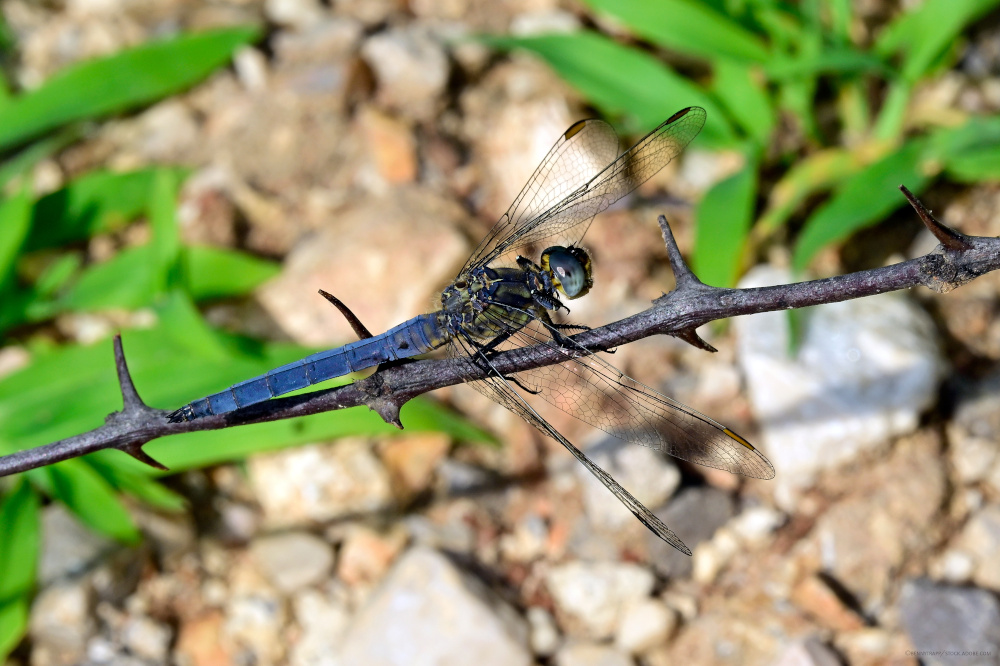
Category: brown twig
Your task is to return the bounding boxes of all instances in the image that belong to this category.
[1,188,998,478]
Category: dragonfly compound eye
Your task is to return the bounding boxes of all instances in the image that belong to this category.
[541,246,593,299]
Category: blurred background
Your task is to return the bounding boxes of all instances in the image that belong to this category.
[1,0,1000,664]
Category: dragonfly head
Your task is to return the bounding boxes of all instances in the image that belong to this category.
[541,246,592,299]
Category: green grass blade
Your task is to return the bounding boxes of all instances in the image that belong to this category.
[0,479,39,602]
[0,26,260,151]
[86,452,187,512]
[184,246,281,300]
[484,32,736,145]
[712,60,774,146]
[582,0,769,63]
[792,138,930,270]
[0,597,29,661]
[149,169,182,294]
[44,460,141,543]
[60,245,158,311]
[27,167,190,251]
[693,154,759,287]
[876,0,999,81]
[0,183,33,289]
[0,125,83,191]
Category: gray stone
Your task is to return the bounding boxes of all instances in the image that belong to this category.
[947,372,1000,493]
[734,265,943,500]
[38,505,114,585]
[336,547,532,665]
[29,581,94,666]
[898,579,1000,666]
[576,437,680,532]
[120,614,172,663]
[527,606,561,657]
[250,531,334,593]
[249,439,394,527]
[647,487,735,579]
[289,588,351,666]
[360,26,449,121]
[546,561,654,640]
[614,598,676,654]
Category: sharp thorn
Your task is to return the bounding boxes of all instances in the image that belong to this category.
[676,329,717,353]
[899,185,971,251]
[658,215,704,288]
[123,443,169,471]
[113,334,148,412]
[319,290,374,340]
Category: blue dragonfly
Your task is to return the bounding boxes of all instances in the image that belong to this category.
[169,107,774,553]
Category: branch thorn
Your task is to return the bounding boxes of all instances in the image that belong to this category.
[319,290,374,340]
[899,185,971,251]
[122,442,169,470]
[114,334,148,412]
[658,215,704,289]
[676,329,717,353]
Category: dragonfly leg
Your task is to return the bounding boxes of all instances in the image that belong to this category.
[459,329,541,394]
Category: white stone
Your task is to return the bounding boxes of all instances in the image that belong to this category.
[250,532,334,593]
[38,506,113,585]
[121,615,172,662]
[336,547,532,665]
[554,641,633,666]
[734,265,944,498]
[527,606,561,656]
[265,0,325,28]
[729,506,785,545]
[361,26,449,121]
[615,598,676,654]
[546,561,655,640]
[290,588,352,666]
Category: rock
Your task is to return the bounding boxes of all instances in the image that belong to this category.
[38,505,115,585]
[360,26,449,121]
[947,371,1000,494]
[250,532,334,593]
[527,606,561,657]
[647,487,735,579]
[265,0,326,29]
[336,546,532,665]
[772,637,843,666]
[790,574,865,632]
[174,611,232,666]
[899,578,1000,666]
[379,433,451,500]
[120,614,172,663]
[29,581,94,666]
[807,431,946,610]
[734,265,944,497]
[951,504,1000,590]
[728,506,784,546]
[289,588,352,666]
[355,105,418,188]
[224,588,287,665]
[336,524,408,587]
[554,641,634,666]
[249,439,395,527]
[615,598,676,654]
[256,188,470,346]
[546,561,655,640]
[576,437,680,532]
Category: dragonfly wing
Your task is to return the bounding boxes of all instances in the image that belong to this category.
[446,330,692,554]
[463,117,620,273]
[467,107,706,271]
[472,307,774,480]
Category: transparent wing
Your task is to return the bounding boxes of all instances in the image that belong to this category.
[446,328,693,554]
[463,106,706,273]
[465,306,775,480]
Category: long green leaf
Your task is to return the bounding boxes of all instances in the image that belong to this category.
[712,61,774,146]
[792,139,930,269]
[149,169,182,294]
[27,168,190,251]
[0,478,39,602]
[59,245,158,311]
[0,26,260,151]
[485,32,735,145]
[582,0,770,63]
[693,154,759,287]
[875,0,999,81]
[45,460,141,543]
[0,597,28,660]
[184,245,280,300]
[0,184,33,289]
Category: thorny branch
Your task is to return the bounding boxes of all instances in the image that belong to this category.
[2,186,998,478]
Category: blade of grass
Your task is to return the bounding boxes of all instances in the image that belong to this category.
[0,26,260,151]
[0,597,28,661]
[0,183,33,289]
[693,153,759,287]
[582,0,770,63]
[44,460,141,543]
[484,32,736,145]
[183,246,281,300]
[0,478,39,603]
[711,60,774,146]
[792,138,931,269]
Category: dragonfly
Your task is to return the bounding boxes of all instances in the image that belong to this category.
[169,106,774,554]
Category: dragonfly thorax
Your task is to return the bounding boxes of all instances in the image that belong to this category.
[540,246,593,299]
